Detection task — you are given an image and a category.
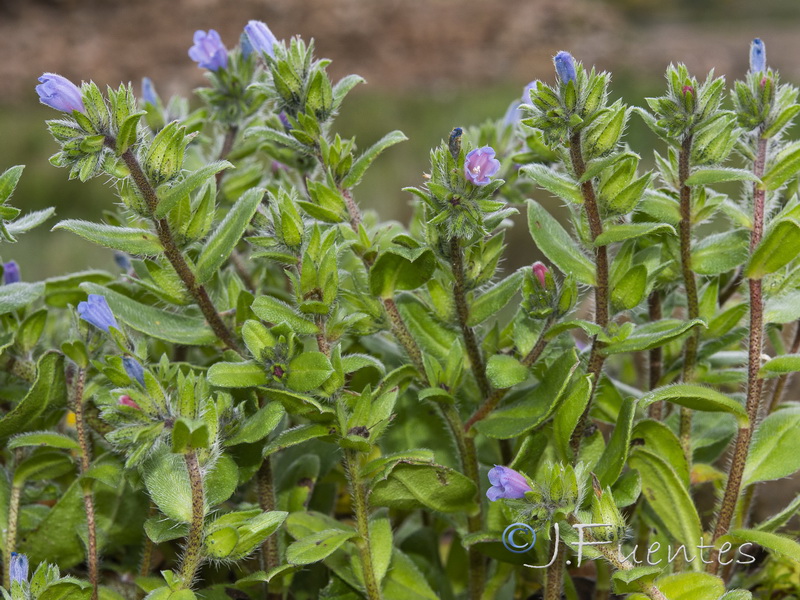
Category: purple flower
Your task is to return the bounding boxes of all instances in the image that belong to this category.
[503,101,522,126]
[3,261,20,285]
[464,146,501,186]
[123,356,145,386]
[188,30,228,71]
[244,20,278,58]
[532,262,548,287]
[487,465,531,501]
[554,51,577,85]
[141,77,158,106]
[36,73,85,113]
[750,38,766,73]
[9,553,28,584]
[77,294,118,333]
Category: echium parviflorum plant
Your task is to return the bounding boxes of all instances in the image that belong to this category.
[1,18,800,600]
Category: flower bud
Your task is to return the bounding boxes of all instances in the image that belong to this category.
[750,38,766,73]
[448,127,463,162]
[9,552,28,584]
[523,262,556,318]
[118,395,141,410]
[464,146,501,186]
[532,261,548,287]
[77,294,118,333]
[486,465,531,501]
[141,77,159,106]
[244,20,278,58]
[122,357,146,386]
[553,51,577,85]
[590,479,627,543]
[557,274,578,317]
[3,261,20,285]
[36,73,85,114]
[188,30,228,71]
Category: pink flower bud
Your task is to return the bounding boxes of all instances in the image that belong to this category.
[118,395,141,410]
[532,262,548,287]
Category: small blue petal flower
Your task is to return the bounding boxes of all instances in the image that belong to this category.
[113,252,131,272]
[141,77,158,106]
[240,32,254,60]
[503,101,522,126]
[554,51,577,85]
[36,73,85,113]
[750,38,766,73]
[487,466,531,501]
[122,357,146,386]
[9,553,28,584]
[244,20,278,58]
[3,261,20,285]
[188,30,228,71]
[464,146,501,186]
[77,294,118,333]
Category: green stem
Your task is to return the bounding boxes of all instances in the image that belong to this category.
[344,450,382,600]
[567,131,609,456]
[3,480,21,589]
[110,142,239,351]
[647,291,664,419]
[677,134,699,464]
[257,456,282,600]
[709,135,769,575]
[449,236,492,399]
[139,503,157,579]
[69,366,99,600]
[179,451,205,589]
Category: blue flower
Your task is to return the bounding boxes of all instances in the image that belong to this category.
[464,146,501,186]
[36,73,85,113]
[750,38,766,73]
[188,30,228,71]
[141,77,158,106]
[244,20,278,58]
[554,51,577,85]
[487,466,531,501]
[9,552,28,584]
[123,356,145,386]
[3,261,20,285]
[77,294,118,333]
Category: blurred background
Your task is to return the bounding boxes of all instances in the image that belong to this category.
[0,0,799,530]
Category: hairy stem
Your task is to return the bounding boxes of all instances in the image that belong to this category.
[139,503,157,579]
[344,449,382,600]
[464,318,552,431]
[647,291,664,418]
[449,237,492,399]
[69,366,99,600]
[677,134,699,463]
[709,136,769,575]
[110,142,239,351]
[3,479,21,589]
[567,131,609,455]
[544,538,566,600]
[257,457,281,600]
[179,451,205,588]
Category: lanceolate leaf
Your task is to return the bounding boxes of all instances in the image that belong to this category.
[725,529,800,562]
[640,384,748,426]
[0,282,45,314]
[759,354,800,378]
[526,199,596,286]
[684,168,760,186]
[594,223,675,246]
[594,397,636,487]
[467,269,524,326]
[523,163,583,204]
[53,220,163,255]
[155,161,233,218]
[743,405,800,486]
[745,219,800,279]
[602,319,705,355]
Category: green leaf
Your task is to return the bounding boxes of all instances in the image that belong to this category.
[725,529,800,562]
[20,478,85,568]
[553,375,592,462]
[0,282,45,314]
[761,141,800,190]
[287,352,334,392]
[81,283,216,345]
[370,462,478,514]
[381,548,438,600]
[286,529,357,565]
[14,451,74,485]
[195,188,263,284]
[262,424,332,457]
[640,384,748,426]
[369,245,436,298]
[594,397,636,487]
[691,230,749,275]
[684,168,760,186]
[759,354,800,378]
[743,405,800,485]
[0,352,68,438]
[611,265,647,311]
[611,566,662,595]
[342,130,407,188]
[251,295,319,334]
[594,223,675,246]
[207,361,268,388]
[155,161,232,218]
[522,163,583,203]
[526,199,595,286]
[6,208,55,236]
[745,219,800,279]
[395,293,458,361]
[765,291,800,324]
[0,165,24,204]
[602,319,705,355]
[629,448,703,551]
[467,269,524,326]
[8,432,79,451]
[475,350,579,439]
[652,573,724,600]
[226,403,285,446]
[632,419,689,486]
[368,518,393,585]
[485,354,528,389]
[53,220,162,254]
